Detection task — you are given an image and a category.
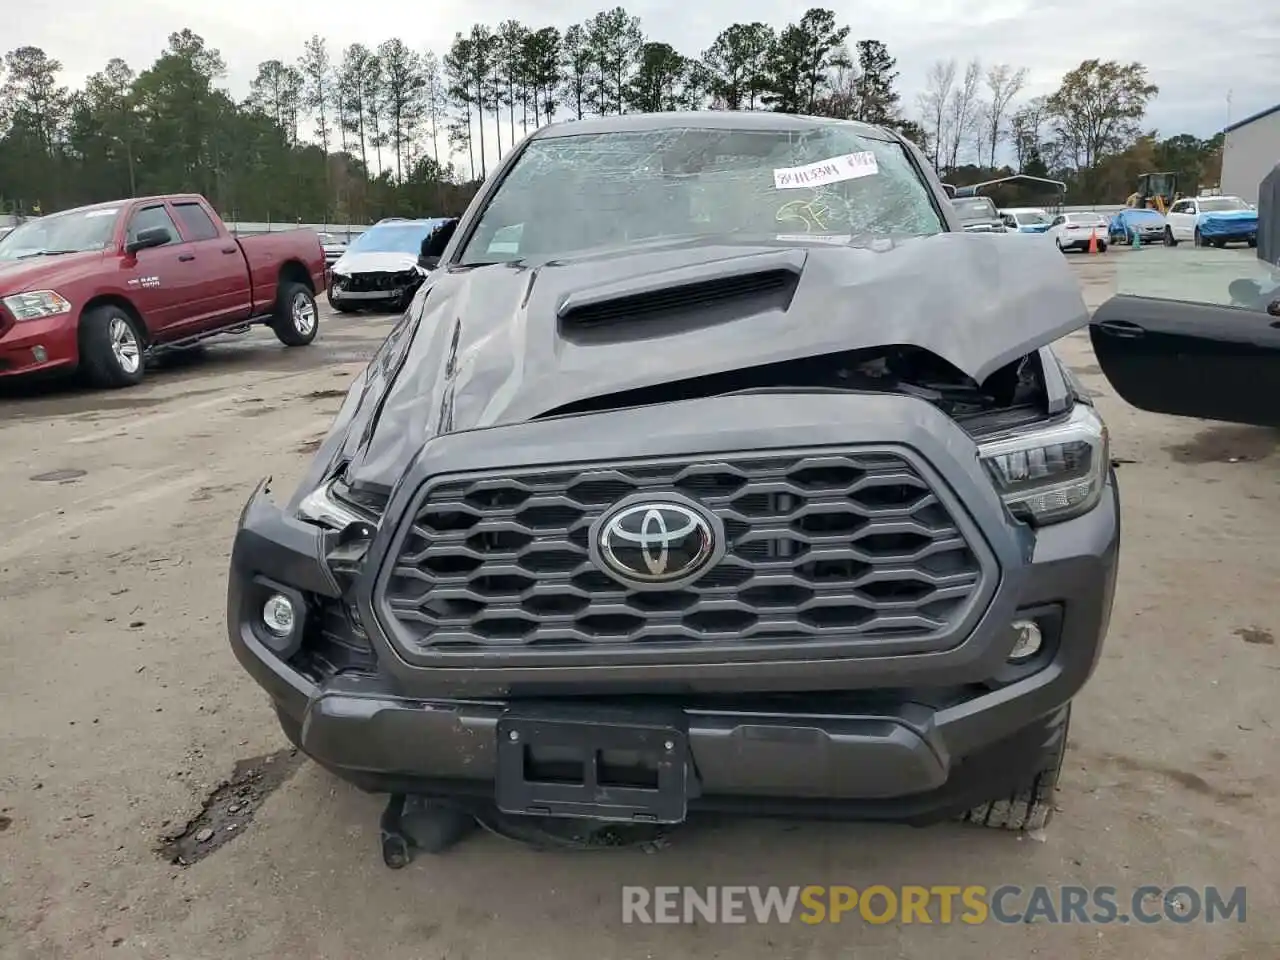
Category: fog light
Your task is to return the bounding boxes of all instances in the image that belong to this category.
[262,594,296,636]
[1009,619,1043,661]
[32,345,47,363]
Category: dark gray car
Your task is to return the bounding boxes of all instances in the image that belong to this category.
[950,195,1008,233]
[226,112,1119,863]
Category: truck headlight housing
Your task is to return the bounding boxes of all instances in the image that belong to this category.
[3,290,72,321]
[297,479,366,530]
[978,403,1109,525]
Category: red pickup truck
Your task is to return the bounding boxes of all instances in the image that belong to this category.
[0,194,326,388]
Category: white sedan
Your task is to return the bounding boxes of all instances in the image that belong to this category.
[1044,212,1110,253]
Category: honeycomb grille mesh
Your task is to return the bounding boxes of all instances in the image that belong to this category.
[380,450,987,658]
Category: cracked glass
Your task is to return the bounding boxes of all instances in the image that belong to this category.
[458,125,946,265]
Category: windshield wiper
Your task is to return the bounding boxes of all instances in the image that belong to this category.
[13,249,80,259]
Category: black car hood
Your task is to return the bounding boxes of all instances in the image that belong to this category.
[305,232,1090,498]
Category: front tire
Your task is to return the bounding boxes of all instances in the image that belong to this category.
[961,706,1069,832]
[273,281,319,347]
[1164,226,1178,247]
[79,305,146,389]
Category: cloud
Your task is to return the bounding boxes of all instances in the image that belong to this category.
[11,0,1280,152]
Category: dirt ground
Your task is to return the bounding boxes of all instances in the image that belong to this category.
[2,250,1277,960]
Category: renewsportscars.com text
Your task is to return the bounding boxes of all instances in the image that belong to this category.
[621,885,1247,925]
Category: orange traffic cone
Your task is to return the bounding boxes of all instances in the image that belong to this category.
[1087,228,1099,254]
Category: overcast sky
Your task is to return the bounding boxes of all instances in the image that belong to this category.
[13,0,1280,158]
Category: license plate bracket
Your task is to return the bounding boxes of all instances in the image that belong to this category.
[495,705,688,823]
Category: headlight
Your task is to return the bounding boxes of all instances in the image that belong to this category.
[977,403,1109,525]
[3,290,72,321]
[297,479,366,530]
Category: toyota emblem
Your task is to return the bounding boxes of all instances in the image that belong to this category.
[593,499,718,586]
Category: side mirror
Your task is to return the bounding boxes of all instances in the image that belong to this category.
[417,254,440,271]
[126,227,172,255]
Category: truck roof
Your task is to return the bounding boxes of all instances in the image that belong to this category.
[529,110,898,144]
[44,194,212,217]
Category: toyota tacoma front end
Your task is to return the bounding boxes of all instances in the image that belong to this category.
[226,112,1119,855]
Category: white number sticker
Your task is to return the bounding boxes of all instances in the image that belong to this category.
[773,152,879,190]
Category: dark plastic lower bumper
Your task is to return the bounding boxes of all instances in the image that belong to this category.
[227,468,1118,818]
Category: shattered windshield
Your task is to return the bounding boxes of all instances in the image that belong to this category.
[458,125,945,265]
[0,207,119,260]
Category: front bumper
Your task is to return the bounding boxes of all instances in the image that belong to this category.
[226,392,1120,814]
[329,275,419,304]
[0,311,79,378]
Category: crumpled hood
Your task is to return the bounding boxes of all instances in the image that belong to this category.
[332,250,419,275]
[0,250,106,292]
[305,231,1091,498]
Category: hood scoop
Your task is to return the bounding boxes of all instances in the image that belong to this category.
[556,248,804,340]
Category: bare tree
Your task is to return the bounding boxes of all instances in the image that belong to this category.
[981,63,1027,167]
[421,51,447,174]
[915,59,955,168]
[1010,94,1050,170]
[945,58,982,169]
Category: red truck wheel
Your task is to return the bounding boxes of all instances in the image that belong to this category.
[79,305,146,389]
[272,282,319,347]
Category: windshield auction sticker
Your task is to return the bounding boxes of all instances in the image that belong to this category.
[773,152,879,190]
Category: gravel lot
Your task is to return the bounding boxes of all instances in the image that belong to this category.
[1,249,1277,959]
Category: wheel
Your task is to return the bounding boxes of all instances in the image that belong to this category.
[1098,242,1108,253]
[1248,237,1257,248]
[1194,228,1207,247]
[960,706,1069,832]
[273,281,319,346]
[1164,226,1178,247]
[78,305,146,389]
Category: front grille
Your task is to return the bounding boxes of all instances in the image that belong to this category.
[346,271,413,293]
[378,449,991,663]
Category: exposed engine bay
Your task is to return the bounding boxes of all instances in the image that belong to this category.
[542,344,1047,428]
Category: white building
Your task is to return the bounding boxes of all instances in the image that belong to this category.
[1221,102,1280,204]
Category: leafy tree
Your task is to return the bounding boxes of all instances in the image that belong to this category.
[764,9,850,114]
[702,23,776,111]
[0,20,1176,222]
[1047,59,1159,169]
[560,24,593,120]
[523,27,563,126]
[496,20,529,143]
[443,34,477,179]
[853,40,900,126]
[377,39,425,183]
[627,43,687,113]
[299,35,333,155]
[2,46,70,157]
[585,7,643,116]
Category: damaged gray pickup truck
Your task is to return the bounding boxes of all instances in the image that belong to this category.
[227,112,1119,864]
